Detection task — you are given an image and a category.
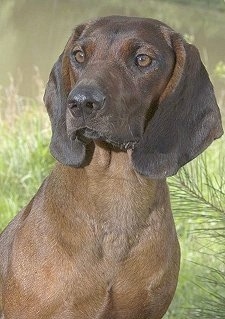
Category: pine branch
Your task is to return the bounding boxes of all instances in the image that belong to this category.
[169,153,225,218]
[171,168,225,214]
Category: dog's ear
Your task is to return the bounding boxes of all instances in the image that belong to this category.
[44,25,88,167]
[132,33,223,179]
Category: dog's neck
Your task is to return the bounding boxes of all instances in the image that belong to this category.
[50,142,163,221]
[51,142,160,203]
[85,142,141,181]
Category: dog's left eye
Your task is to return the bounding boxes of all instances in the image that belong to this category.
[73,50,85,63]
[135,54,152,67]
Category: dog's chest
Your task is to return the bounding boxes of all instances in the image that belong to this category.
[67,180,157,301]
[83,177,155,262]
[56,222,159,319]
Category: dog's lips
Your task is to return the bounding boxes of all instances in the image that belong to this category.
[104,138,137,150]
[73,128,138,150]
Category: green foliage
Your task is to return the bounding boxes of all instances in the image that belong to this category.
[166,142,225,318]
[0,83,54,230]
[214,61,225,80]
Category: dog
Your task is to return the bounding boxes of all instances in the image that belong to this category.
[0,16,223,319]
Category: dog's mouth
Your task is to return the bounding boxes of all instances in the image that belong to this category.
[73,128,138,150]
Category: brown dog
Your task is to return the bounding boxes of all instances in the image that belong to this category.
[0,16,223,319]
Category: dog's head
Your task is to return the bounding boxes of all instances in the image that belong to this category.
[44,16,223,178]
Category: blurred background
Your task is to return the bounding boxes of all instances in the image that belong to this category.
[0,0,225,98]
[0,1,225,318]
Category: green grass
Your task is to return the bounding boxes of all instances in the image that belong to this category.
[0,81,225,318]
[0,85,54,230]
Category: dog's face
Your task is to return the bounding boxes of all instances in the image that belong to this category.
[66,17,175,148]
[44,16,223,178]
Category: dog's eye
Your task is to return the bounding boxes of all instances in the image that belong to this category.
[74,50,85,63]
[135,54,152,67]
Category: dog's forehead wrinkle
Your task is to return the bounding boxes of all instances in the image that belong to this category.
[76,36,161,61]
[76,27,168,58]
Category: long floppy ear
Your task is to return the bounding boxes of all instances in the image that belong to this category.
[44,26,88,167]
[132,33,223,179]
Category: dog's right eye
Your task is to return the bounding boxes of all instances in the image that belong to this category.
[73,50,85,63]
[135,54,152,67]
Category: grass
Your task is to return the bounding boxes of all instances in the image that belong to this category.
[0,77,225,318]
[0,75,54,230]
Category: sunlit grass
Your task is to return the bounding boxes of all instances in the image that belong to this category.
[0,77,54,230]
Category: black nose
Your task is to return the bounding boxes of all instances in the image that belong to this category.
[68,86,106,114]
